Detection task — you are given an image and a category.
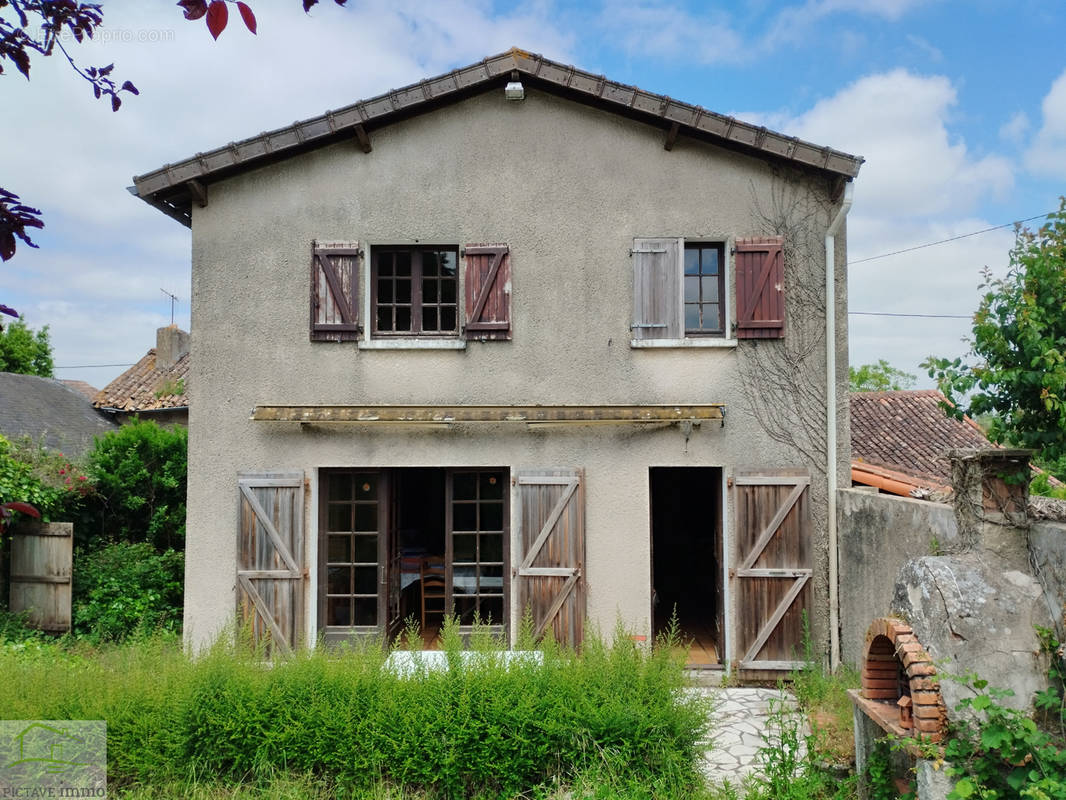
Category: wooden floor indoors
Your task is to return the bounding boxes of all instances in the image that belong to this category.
[656,614,720,667]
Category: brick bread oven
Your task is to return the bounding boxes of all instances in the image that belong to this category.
[853,617,946,742]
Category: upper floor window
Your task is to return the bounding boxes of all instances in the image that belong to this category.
[684,243,725,335]
[373,246,459,336]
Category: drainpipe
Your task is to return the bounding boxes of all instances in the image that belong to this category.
[825,182,853,673]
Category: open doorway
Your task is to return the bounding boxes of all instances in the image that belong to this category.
[650,467,723,667]
[392,469,447,647]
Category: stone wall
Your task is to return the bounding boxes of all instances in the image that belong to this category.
[837,488,958,666]
[1030,520,1066,638]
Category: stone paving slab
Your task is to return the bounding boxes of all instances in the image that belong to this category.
[690,687,808,792]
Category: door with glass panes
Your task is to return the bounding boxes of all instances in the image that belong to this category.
[319,467,508,642]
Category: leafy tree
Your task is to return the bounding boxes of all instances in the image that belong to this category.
[848,359,917,392]
[924,198,1066,466]
[1,0,348,262]
[0,316,53,376]
[78,420,187,551]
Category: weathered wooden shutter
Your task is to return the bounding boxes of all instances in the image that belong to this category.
[734,471,811,671]
[516,469,585,647]
[631,237,682,340]
[8,521,72,633]
[464,244,511,339]
[734,236,785,339]
[237,472,305,654]
[310,241,361,341]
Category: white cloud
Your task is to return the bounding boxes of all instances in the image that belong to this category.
[1024,68,1066,178]
[1000,110,1030,143]
[905,33,943,62]
[597,1,746,65]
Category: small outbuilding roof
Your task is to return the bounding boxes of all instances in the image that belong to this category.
[132,47,864,226]
[850,389,991,491]
[93,349,188,413]
[0,372,117,456]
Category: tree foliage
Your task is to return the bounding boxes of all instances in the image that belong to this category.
[924,198,1066,465]
[0,316,53,376]
[848,359,916,392]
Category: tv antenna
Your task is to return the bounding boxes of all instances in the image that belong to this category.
[160,289,179,325]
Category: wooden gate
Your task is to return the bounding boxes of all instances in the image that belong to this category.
[237,472,305,654]
[515,469,585,647]
[734,472,811,671]
[8,521,72,632]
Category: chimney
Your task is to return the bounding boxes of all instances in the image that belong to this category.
[156,325,190,370]
[948,448,1031,570]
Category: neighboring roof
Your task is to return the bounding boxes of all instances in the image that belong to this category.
[60,379,99,401]
[850,390,991,490]
[0,372,118,455]
[93,349,189,412]
[132,47,864,226]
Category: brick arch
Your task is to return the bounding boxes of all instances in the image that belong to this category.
[861,617,946,741]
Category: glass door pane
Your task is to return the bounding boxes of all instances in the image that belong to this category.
[447,469,508,630]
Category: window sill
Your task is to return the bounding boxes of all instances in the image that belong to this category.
[630,338,737,349]
[359,339,467,350]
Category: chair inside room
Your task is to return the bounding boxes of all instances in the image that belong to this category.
[420,557,447,632]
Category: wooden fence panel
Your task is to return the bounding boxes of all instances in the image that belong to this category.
[9,521,73,633]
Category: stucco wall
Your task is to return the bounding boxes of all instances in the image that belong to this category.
[837,488,959,666]
[184,87,851,656]
[1031,521,1066,638]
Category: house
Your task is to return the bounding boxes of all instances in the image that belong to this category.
[0,372,117,457]
[850,390,991,497]
[131,48,863,672]
[92,325,189,426]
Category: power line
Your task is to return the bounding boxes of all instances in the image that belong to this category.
[848,211,1054,266]
[849,311,970,319]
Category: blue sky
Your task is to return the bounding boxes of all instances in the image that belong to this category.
[3,0,1065,390]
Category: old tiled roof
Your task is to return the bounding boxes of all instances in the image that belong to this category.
[92,349,189,412]
[132,48,863,226]
[60,380,99,401]
[0,372,118,455]
[850,390,990,487]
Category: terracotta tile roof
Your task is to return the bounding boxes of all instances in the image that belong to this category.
[850,390,990,487]
[60,380,99,401]
[92,349,188,412]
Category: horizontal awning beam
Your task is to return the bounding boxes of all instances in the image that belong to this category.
[252,404,724,424]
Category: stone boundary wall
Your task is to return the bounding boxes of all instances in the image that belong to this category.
[1031,520,1066,638]
[838,489,958,667]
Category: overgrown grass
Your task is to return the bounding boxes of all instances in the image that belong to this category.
[0,617,710,799]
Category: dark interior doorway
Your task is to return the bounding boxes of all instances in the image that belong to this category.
[392,469,447,645]
[650,467,723,667]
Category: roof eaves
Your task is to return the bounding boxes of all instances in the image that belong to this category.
[132,47,864,226]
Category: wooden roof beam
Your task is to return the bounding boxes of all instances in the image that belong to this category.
[251,404,725,424]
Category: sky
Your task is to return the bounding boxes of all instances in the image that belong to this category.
[3,0,1065,391]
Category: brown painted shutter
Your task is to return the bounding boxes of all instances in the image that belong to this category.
[734,472,811,672]
[734,236,785,339]
[464,244,511,340]
[237,472,305,655]
[516,469,585,647]
[310,241,361,341]
[631,238,682,340]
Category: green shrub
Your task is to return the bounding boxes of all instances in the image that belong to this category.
[0,623,709,799]
[78,420,187,551]
[0,434,70,524]
[73,541,184,642]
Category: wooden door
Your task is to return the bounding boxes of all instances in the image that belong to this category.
[446,469,509,631]
[515,469,585,647]
[9,521,72,633]
[237,472,305,655]
[734,472,811,672]
[318,470,388,643]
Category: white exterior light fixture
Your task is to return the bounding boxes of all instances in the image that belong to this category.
[505,80,525,101]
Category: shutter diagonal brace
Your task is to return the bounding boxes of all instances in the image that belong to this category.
[239,483,301,573]
[518,477,579,570]
[739,573,809,666]
[737,480,808,572]
[740,247,777,326]
[466,246,507,330]
[534,572,580,638]
[315,252,356,325]
[237,573,294,655]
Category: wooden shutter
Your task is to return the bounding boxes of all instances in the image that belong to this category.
[631,237,682,340]
[237,472,305,655]
[310,241,361,341]
[464,244,511,340]
[734,472,811,672]
[8,521,72,633]
[516,469,585,647]
[734,236,785,339]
